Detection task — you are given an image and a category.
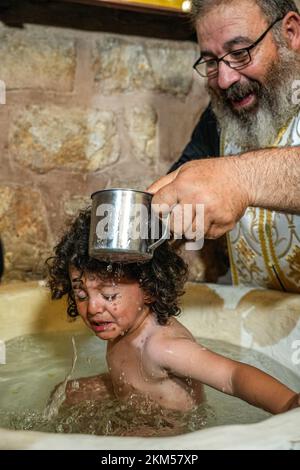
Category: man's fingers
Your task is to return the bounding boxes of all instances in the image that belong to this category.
[147,169,179,194]
[205,222,235,239]
[151,183,179,217]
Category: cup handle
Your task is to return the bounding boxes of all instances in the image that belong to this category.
[147,214,170,253]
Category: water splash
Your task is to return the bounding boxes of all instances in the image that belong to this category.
[43,337,78,420]
[115,264,124,279]
[1,396,213,437]
[106,264,113,273]
[1,333,284,436]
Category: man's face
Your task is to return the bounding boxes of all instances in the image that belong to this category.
[196,0,279,115]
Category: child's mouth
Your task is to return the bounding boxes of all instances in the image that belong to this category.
[90,321,114,332]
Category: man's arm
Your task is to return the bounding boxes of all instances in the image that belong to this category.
[238,146,300,213]
[148,146,300,239]
[148,337,299,414]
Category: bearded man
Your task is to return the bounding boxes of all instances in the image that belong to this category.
[148,0,300,293]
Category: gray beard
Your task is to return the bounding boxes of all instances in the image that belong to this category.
[209,46,300,153]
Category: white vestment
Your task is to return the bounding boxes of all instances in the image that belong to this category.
[223,114,300,293]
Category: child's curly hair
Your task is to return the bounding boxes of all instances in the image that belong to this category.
[46,208,188,325]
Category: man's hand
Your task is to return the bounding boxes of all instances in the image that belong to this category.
[147,157,251,239]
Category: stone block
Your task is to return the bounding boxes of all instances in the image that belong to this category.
[9,106,120,173]
[0,185,51,280]
[0,25,76,92]
[124,104,158,166]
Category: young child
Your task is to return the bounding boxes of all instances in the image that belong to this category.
[47,208,300,414]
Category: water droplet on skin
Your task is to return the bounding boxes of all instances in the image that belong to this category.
[116,265,124,278]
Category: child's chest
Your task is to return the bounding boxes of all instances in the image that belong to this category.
[106,340,166,397]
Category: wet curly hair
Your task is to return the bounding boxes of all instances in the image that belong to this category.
[46,207,188,325]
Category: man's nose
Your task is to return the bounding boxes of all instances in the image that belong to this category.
[217,61,241,90]
[87,296,105,315]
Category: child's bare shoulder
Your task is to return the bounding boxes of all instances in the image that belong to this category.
[145,317,195,361]
[157,317,194,340]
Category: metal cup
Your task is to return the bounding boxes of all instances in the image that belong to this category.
[89,188,169,263]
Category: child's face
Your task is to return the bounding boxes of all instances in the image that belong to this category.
[70,267,150,341]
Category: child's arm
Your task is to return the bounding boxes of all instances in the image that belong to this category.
[149,337,299,414]
[229,362,299,413]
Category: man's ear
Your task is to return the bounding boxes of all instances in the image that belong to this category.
[282,12,300,50]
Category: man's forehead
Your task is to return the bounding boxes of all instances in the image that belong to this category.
[196,2,267,53]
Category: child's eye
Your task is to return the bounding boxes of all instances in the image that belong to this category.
[74,290,88,301]
[102,293,117,302]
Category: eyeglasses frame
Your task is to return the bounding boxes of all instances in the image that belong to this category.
[193,16,284,78]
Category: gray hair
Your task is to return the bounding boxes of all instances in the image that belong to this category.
[191,0,299,42]
[191,0,299,21]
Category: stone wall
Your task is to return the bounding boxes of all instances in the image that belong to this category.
[0,10,208,280]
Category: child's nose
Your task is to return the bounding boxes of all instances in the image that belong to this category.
[87,296,105,315]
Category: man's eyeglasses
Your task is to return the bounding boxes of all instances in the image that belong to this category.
[193,17,283,78]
